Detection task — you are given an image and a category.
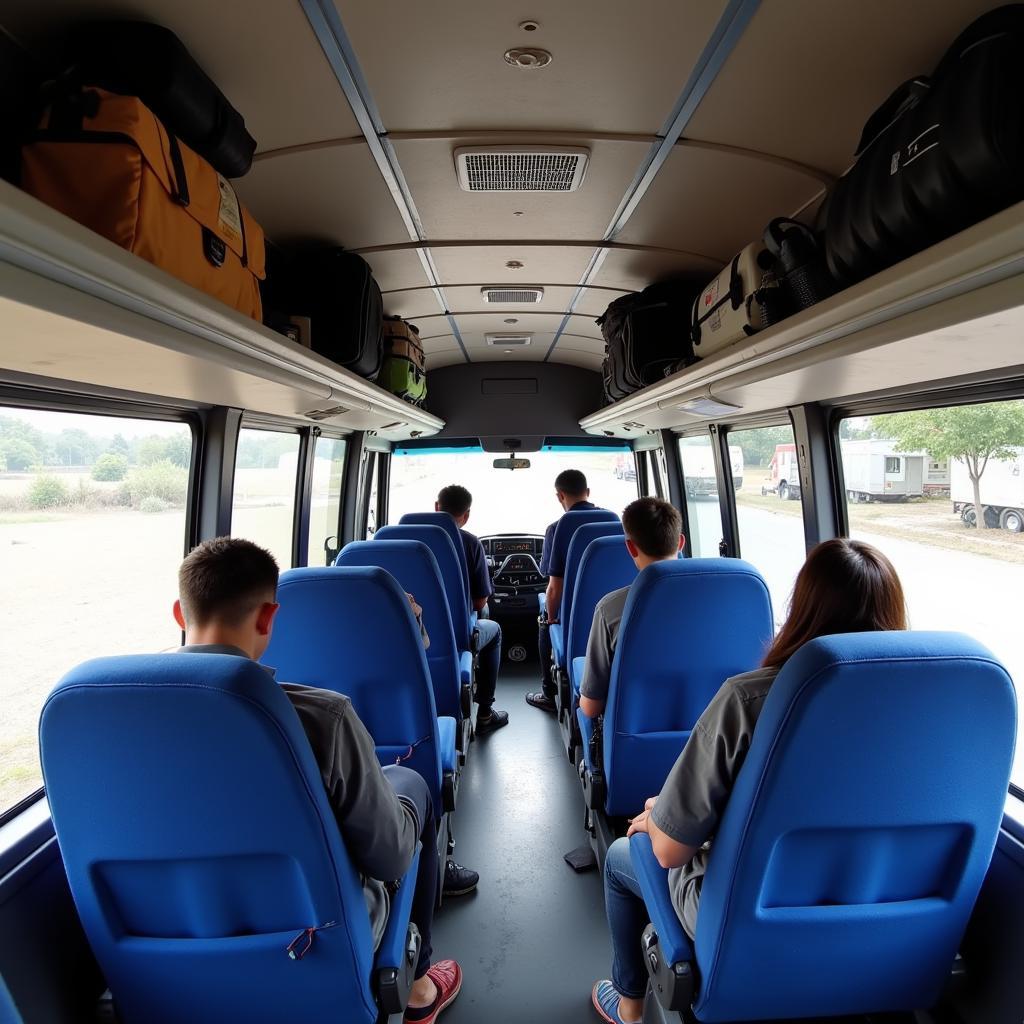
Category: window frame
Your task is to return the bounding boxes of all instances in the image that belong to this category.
[231,419,303,569]
[305,431,349,567]
[0,388,200,826]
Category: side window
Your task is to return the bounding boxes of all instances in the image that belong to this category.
[308,436,346,566]
[678,435,721,557]
[727,423,807,623]
[231,427,300,568]
[0,406,193,816]
[838,401,1024,789]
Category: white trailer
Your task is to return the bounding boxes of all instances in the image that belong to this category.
[680,444,744,496]
[951,448,1024,532]
[841,439,925,502]
[761,443,801,500]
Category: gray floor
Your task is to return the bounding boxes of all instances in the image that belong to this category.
[432,661,611,1023]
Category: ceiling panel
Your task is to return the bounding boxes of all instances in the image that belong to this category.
[590,248,721,293]
[392,137,650,241]
[381,289,442,320]
[449,312,568,339]
[562,314,604,340]
[362,249,432,293]
[576,287,631,317]
[237,145,410,249]
[684,0,1006,175]
[430,245,596,287]
[336,0,729,133]
[2,0,360,152]
[615,145,822,261]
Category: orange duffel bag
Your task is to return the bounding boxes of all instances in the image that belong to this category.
[21,87,265,320]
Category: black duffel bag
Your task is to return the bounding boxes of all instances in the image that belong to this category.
[598,280,700,404]
[63,21,257,178]
[824,4,1024,287]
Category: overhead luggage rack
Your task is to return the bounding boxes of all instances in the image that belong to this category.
[0,181,443,441]
[580,201,1024,436]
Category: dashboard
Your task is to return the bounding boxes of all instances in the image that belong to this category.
[480,534,546,613]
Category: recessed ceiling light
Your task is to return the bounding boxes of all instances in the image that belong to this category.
[519,20,539,31]
[504,47,551,69]
[504,349,513,354]
[506,260,524,269]
[513,211,524,217]
[504,318,519,324]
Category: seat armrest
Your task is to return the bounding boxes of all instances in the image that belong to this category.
[437,717,457,774]
[538,592,546,616]
[459,649,473,688]
[570,657,586,696]
[375,845,423,1014]
[577,708,596,773]
[549,623,564,666]
[630,834,694,970]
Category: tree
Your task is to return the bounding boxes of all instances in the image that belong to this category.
[0,438,39,471]
[109,433,131,458]
[92,453,129,481]
[882,402,1024,529]
[53,428,99,467]
[136,434,190,468]
[734,425,792,467]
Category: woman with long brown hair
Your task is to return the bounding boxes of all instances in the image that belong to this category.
[591,539,907,1024]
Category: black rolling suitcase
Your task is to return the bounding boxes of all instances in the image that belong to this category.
[598,281,699,403]
[284,249,384,380]
[824,4,1024,287]
[62,21,256,178]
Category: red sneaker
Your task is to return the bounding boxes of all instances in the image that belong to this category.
[404,960,463,1024]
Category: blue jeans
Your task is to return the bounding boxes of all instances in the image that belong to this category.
[381,764,437,979]
[604,837,649,999]
[475,617,501,713]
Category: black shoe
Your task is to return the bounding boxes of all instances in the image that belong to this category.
[525,691,556,712]
[475,709,509,734]
[444,861,479,897]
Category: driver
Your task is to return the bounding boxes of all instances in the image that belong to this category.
[526,469,598,713]
[435,485,509,735]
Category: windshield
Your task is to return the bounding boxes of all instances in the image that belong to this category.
[389,448,638,535]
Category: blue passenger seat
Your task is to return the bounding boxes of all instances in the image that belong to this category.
[376,524,476,656]
[399,512,472,619]
[631,632,1018,1022]
[39,653,423,1024]
[557,534,638,761]
[264,566,457,819]
[579,559,772,860]
[549,520,624,685]
[0,976,21,1024]
[336,539,473,755]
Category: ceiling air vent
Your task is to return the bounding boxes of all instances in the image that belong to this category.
[485,333,532,347]
[481,286,544,304]
[455,147,589,192]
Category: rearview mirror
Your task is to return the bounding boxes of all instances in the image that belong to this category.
[493,457,531,471]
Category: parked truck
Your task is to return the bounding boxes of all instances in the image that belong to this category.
[840,439,925,502]
[951,448,1024,531]
[680,444,744,497]
[761,443,801,500]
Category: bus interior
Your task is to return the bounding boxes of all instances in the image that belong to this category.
[0,1,1023,1022]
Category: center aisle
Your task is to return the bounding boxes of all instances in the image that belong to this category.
[431,662,612,1022]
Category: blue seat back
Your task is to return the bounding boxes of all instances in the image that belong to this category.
[335,540,460,720]
[0,976,20,1024]
[559,521,624,627]
[263,567,442,806]
[544,508,619,579]
[375,525,471,650]
[604,558,772,815]
[399,513,471,612]
[693,632,1017,1022]
[39,653,380,1024]
[566,535,639,671]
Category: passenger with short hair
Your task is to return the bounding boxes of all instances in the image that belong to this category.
[591,539,908,1024]
[173,538,463,1024]
[526,468,600,712]
[435,484,508,734]
[579,497,683,720]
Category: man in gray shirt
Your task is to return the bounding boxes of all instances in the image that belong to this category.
[172,538,463,1024]
[579,497,684,720]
